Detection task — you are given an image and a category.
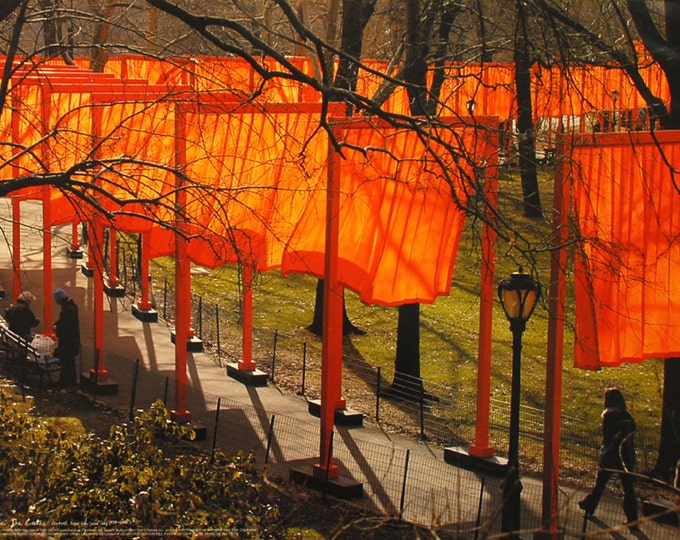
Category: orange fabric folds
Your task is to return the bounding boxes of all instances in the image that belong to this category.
[571,131,680,368]
[282,117,496,306]
[178,102,331,270]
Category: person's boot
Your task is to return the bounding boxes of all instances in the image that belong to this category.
[578,494,596,517]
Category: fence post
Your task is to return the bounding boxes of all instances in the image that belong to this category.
[122,246,127,288]
[271,329,278,383]
[211,398,222,460]
[163,376,169,405]
[216,303,221,357]
[474,476,486,540]
[128,358,140,421]
[376,367,382,423]
[301,341,307,395]
[419,381,425,440]
[400,449,411,517]
[265,415,276,464]
[163,276,168,320]
[198,295,203,339]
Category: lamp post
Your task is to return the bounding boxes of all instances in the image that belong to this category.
[498,266,541,538]
[612,89,619,131]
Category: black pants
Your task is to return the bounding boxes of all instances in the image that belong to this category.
[58,354,77,386]
[582,468,638,522]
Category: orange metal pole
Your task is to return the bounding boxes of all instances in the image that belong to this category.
[10,83,22,303]
[172,238,191,423]
[469,164,498,458]
[70,221,80,252]
[538,142,569,539]
[314,127,345,480]
[238,264,256,371]
[90,221,108,380]
[42,187,53,337]
[107,229,120,287]
[41,89,54,334]
[137,232,152,310]
[171,104,191,424]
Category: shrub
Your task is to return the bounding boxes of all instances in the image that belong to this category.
[0,391,282,538]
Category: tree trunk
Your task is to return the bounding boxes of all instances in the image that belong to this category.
[392,303,423,397]
[0,0,24,23]
[334,0,377,115]
[514,4,542,218]
[389,0,429,396]
[653,358,680,483]
[37,0,74,64]
[307,279,365,336]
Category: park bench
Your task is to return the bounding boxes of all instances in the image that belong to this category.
[0,320,61,389]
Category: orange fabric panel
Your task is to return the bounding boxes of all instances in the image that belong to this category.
[186,56,260,94]
[5,84,44,199]
[46,91,94,225]
[260,57,320,103]
[98,100,178,234]
[282,117,496,306]
[110,55,188,87]
[180,104,333,270]
[0,93,12,181]
[572,131,680,368]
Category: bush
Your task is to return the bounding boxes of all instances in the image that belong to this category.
[0,391,282,538]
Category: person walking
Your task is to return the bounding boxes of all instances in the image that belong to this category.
[579,387,639,529]
[53,288,80,387]
[4,291,40,339]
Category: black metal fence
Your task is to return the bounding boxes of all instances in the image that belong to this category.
[112,243,651,484]
[105,360,680,538]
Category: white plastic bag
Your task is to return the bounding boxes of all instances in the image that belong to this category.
[31,334,56,360]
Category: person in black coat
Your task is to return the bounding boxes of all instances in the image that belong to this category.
[579,388,639,528]
[53,288,80,387]
[5,291,40,339]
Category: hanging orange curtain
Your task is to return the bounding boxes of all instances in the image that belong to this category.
[169,102,334,270]
[571,130,680,369]
[282,116,497,306]
[4,82,44,199]
[98,99,178,237]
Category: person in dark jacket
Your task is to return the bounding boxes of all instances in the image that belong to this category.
[579,388,639,528]
[53,288,80,387]
[5,291,40,339]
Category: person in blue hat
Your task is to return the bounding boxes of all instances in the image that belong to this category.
[53,288,80,387]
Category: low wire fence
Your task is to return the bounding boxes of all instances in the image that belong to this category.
[97,360,680,538]
[114,245,655,484]
[133,264,599,481]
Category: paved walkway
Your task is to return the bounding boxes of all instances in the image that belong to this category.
[1,198,676,538]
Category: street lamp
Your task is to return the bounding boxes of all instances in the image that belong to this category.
[498,266,541,538]
[611,90,619,131]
